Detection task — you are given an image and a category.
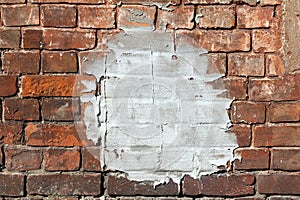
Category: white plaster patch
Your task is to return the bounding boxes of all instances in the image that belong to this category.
[76,30,238,184]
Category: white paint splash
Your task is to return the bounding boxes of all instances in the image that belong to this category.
[77,30,238,184]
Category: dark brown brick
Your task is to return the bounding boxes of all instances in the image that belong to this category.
[108,175,179,196]
[42,98,79,121]
[3,51,40,74]
[2,5,39,26]
[44,149,80,171]
[0,174,24,196]
[254,125,300,147]
[258,174,300,194]
[0,29,20,48]
[82,147,101,171]
[234,148,269,170]
[22,29,43,49]
[272,148,300,171]
[0,76,17,97]
[42,51,78,73]
[41,5,76,27]
[4,99,40,121]
[27,174,101,195]
[5,146,42,171]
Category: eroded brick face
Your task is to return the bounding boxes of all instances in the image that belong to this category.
[0,0,298,199]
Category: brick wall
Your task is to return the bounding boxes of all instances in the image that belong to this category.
[0,0,299,199]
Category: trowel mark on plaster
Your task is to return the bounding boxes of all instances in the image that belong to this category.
[76,30,238,184]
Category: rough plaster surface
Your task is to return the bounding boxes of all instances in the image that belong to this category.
[77,30,238,183]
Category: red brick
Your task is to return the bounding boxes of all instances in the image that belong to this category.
[22,29,43,49]
[0,0,25,2]
[2,6,39,26]
[234,148,269,170]
[44,149,80,171]
[78,6,115,29]
[26,123,91,147]
[4,99,39,121]
[209,77,247,99]
[249,75,300,101]
[41,98,79,121]
[234,0,257,5]
[260,0,282,5]
[253,125,300,147]
[27,174,101,195]
[157,6,194,29]
[43,29,96,50]
[228,53,265,76]
[183,0,231,4]
[237,6,274,28]
[108,175,179,196]
[0,29,20,48]
[41,51,77,73]
[196,5,235,28]
[109,0,180,4]
[183,174,255,196]
[0,76,17,97]
[5,147,42,171]
[268,197,300,200]
[258,174,300,194]
[176,30,250,52]
[207,53,226,75]
[0,124,23,145]
[41,5,76,27]
[272,148,300,170]
[22,75,96,97]
[3,51,40,74]
[253,29,282,53]
[82,147,101,171]
[266,54,284,77]
[269,102,300,122]
[0,174,24,196]
[228,125,251,147]
[30,0,104,3]
[231,101,266,124]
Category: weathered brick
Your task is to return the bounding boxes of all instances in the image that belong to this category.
[249,75,300,101]
[268,197,300,200]
[44,149,80,171]
[26,123,91,147]
[42,98,79,121]
[183,0,232,4]
[22,29,43,49]
[0,29,20,48]
[43,29,96,50]
[2,6,39,26]
[109,0,180,4]
[237,6,274,28]
[108,175,179,196]
[272,148,300,170]
[266,54,284,77]
[253,30,282,53]
[5,147,42,171]
[0,76,17,97]
[157,6,194,29]
[27,174,101,195]
[269,102,300,122]
[196,5,235,28]
[234,148,269,170]
[260,0,282,5]
[176,30,250,52]
[207,53,226,75]
[228,53,265,76]
[231,101,266,124]
[258,174,300,194]
[254,125,300,147]
[3,51,40,74]
[30,0,104,3]
[0,0,25,3]
[0,124,23,145]
[41,51,78,73]
[234,0,257,5]
[183,174,255,196]
[4,99,40,121]
[22,75,96,97]
[228,125,251,147]
[0,174,24,196]
[82,147,102,171]
[78,6,115,28]
[41,5,76,27]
